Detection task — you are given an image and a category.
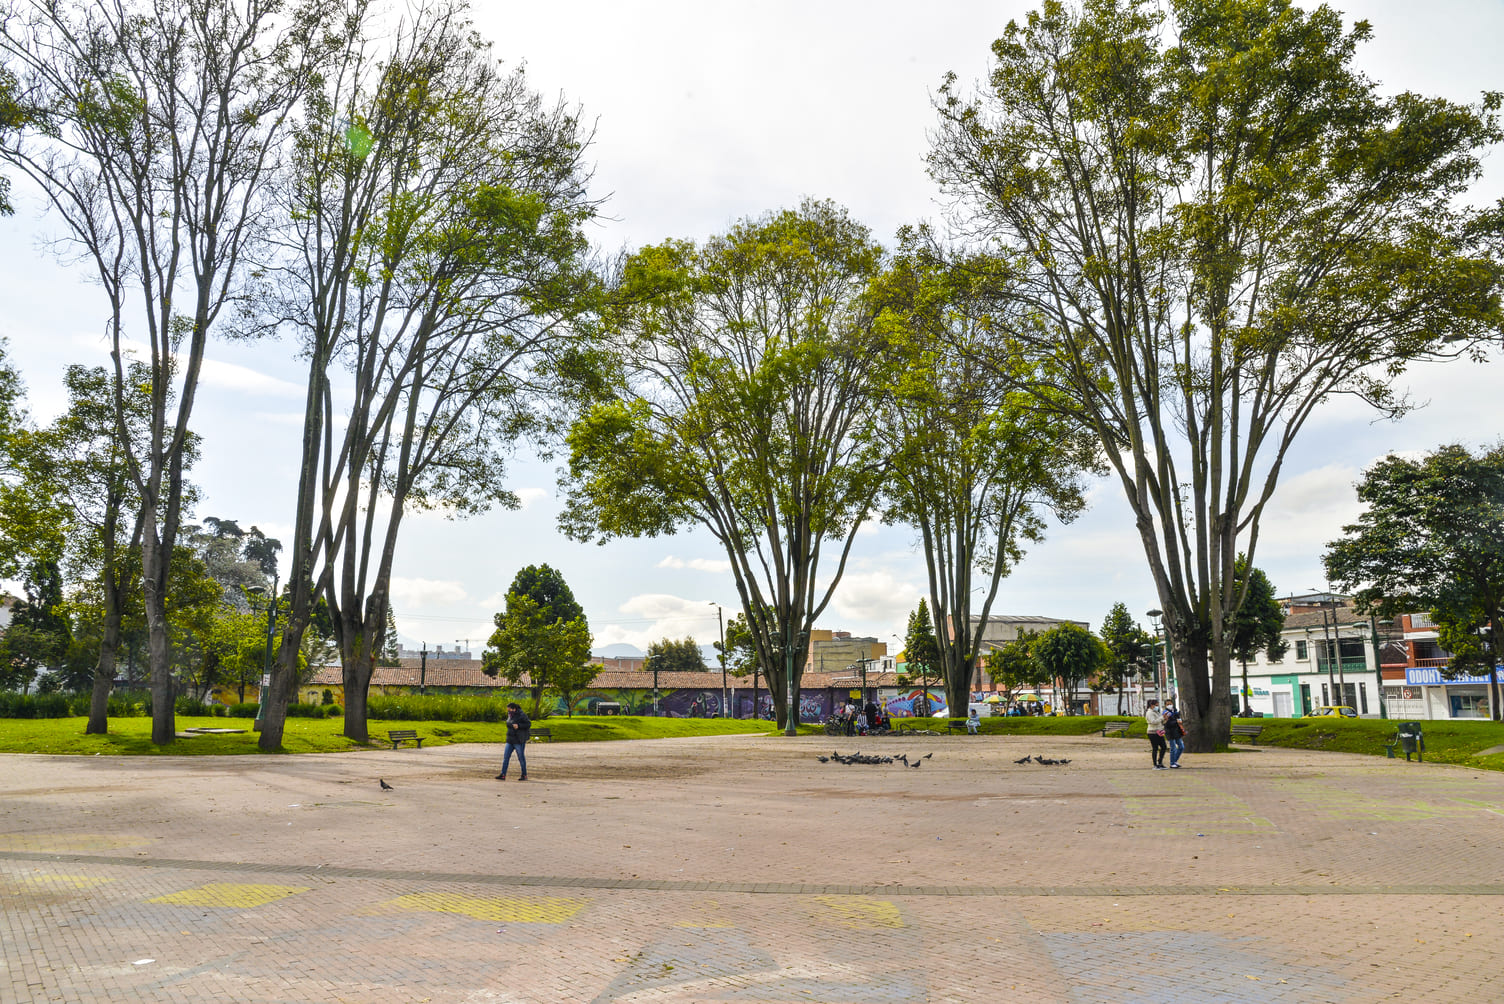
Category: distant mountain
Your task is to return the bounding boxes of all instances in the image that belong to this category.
[594,642,644,658]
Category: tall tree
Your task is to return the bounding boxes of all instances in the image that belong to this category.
[563,200,893,734]
[1100,602,1150,714]
[930,0,1504,751]
[1325,444,1504,720]
[876,232,1095,718]
[1229,556,1288,715]
[24,364,158,732]
[482,565,592,717]
[259,2,602,748]
[1,0,349,743]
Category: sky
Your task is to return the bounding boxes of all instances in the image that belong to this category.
[1,0,1501,658]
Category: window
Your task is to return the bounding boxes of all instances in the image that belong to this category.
[1296,640,1308,661]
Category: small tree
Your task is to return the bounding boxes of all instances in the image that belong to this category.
[482,566,592,718]
[644,637,709,673]
[904,600,942,715]
[1032,623,1105,713]
[1100,603,1150,714]
[986,628,1047,704]
[1229,557,1288,715]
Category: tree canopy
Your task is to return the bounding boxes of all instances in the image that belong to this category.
[931,0,1504,750]
[563,199,894,733]
[644,637,709,674]
[1325,444,1504,719]
[483,565,593,717]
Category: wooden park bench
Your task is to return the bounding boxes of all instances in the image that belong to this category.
[947,718,974,734]
[1230,724,1264,744]
[387,729,423,750]
[529,727,552,742]
[1101,721,1132,738]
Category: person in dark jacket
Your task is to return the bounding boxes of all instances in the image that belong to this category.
[496,703,531,781]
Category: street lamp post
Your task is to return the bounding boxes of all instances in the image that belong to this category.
[709,602,727,717]
[1147,609,1163,706]
[251,574,280,733]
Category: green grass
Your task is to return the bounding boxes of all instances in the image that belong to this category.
[0,713,793,755]
[9,711,1504,768]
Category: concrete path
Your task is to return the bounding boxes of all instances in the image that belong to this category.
[3,732,1502,1002]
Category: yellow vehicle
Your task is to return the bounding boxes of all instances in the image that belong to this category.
[1307,705,1358,718]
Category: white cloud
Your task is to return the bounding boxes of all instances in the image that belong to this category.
[657,555,733,573]
[199,358,305,397]
[591,593,724,650]
[388,577,469,609]
[824,568,926,629]
[515,487,549,509]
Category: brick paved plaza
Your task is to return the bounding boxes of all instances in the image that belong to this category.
[3,732,1503,1002]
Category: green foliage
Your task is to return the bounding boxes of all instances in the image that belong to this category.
[1230,557,1288,665]
[903,601,942,710]
[482,565,595,716]
[1326,444,1504,709]
[1032,623,1106,701]
[0,691,72,718]
[1099,603,1150,691]
[367,694,510,722]
[228,703,259,718]
[931,0,1504,739]
[562,200,894,732]
[644,637,708,674]
[988,628,1048,695]
[714,612,759,678]
[174,696,211,717]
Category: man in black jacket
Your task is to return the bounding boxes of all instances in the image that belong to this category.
[496,703,531,781]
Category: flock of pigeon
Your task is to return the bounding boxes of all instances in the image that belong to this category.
[817,751,933,768]
[1014,754,1071,765]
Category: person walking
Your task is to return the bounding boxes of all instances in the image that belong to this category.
[1145,699,1168,769]
[496,703,531,781]
[1163,696,1186,768]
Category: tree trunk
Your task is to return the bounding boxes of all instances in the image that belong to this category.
[142,527,175,745]
[86,656,115,735]
[1174,633,1220,753]
[343,654,372,743]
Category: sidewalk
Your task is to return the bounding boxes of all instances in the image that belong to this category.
[3,732,1502,1002]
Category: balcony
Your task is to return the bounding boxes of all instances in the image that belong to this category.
[1316,659,1369,674]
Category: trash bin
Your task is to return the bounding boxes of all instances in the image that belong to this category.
[1397,721,1424,762]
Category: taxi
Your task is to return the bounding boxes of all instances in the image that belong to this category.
[1306,705,1358,718]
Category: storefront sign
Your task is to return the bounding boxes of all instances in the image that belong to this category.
[1405,668,1500,686]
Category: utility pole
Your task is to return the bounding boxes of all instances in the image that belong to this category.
[1320,608,1337,707]
[710,603,727,717]
[420,642,428,695]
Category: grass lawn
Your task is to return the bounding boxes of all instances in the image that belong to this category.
[0,714,792,755]
[6,711,1504,769]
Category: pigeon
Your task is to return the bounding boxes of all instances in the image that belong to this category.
[921,752,933,760]
[908,758,922,768]
[379,778,394,790]
[1058,758,1071,765]
[816,756,830,763]
[1014,755,1033,764]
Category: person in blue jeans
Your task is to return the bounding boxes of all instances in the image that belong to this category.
[1163,696,1185,768]
[496,703,531,781]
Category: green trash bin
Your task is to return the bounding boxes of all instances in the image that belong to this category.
[1397,721,1424,762]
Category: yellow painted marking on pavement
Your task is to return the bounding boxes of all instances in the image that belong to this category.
[673,899,734,928]
[149,883,309,908]
[810,896,904,930]
[381,892,586,924]
[19,873,116,889]
[0,833,151,852]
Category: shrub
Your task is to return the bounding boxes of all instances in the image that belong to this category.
[212,704,228,717]
[228,702,259,718]
[287,702,326,718]
[321,689,335,706]
[367,693,509,722]
[175,696,211,716]
[0,691,72,718]
[326,704,342,717]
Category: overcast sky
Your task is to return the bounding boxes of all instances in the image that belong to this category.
[1,0,1500,657]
